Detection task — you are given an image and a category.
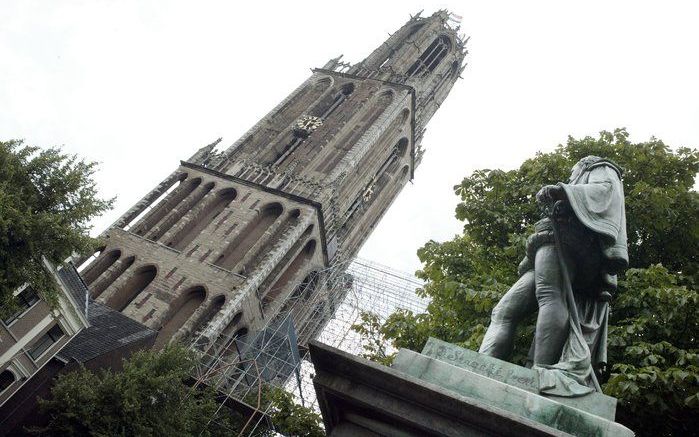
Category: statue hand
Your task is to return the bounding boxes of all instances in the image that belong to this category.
[536,185,565,204]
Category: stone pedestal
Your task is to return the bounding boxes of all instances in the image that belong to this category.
[309,338,634,436]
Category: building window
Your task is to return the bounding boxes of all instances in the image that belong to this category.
[0,370,15,393]
[2,287,40,326]
[28,324,64,361]
[406,35,451,78]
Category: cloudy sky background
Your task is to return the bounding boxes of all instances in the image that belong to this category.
[2,0,698,275]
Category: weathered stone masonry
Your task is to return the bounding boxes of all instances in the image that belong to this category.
[79,10,467,353]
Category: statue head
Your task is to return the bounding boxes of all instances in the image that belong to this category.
[569,155,623,183]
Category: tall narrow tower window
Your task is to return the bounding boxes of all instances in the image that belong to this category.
[82,249,121,285]
[106,264,157,311]
[154,286,206,349]
[273,83,356,167]
[92,255,136,298]
[406,35,451,78]
[311,83,355,120]
[264,239,317,306]
[168,188,237,250]
[215,202,284,271]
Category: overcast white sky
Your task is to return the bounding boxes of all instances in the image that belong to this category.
[2,1,698,275]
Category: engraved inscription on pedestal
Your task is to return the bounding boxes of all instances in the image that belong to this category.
[420,337,617,421]
[426,340,539,391]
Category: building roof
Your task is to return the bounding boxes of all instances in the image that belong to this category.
[56,263,156,364]
[56,262,89,316]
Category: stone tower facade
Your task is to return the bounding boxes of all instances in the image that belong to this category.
[78,11,466,353]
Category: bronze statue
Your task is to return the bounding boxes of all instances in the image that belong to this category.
[479,156,628,396]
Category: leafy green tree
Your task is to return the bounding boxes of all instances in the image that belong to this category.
[0,139,112,309]
[37,345,325,436]
[37,346,238,436]
[355,129,698,436]
[266,388,324,437]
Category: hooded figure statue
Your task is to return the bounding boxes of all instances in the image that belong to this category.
[479,155,628,396]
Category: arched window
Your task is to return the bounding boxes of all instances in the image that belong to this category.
[76,246,105,273]
[190,295,225,338]
[215,202,284,271]
[292,271,320,302]
[396,137,409,158]
[150,181,212,242]
[365,22,426,71]
[81,249,121,285]
[217,311,244,346]
[317,90,394,173]
[106,264,157,311]
[276,77,332,126]
[168,188,237,250]
[133,175,201,236]
[125,173,188,233]
[310,83,355,120]
[153,286,206,349]
[218,321,248,358]
[386,137,410,174]
[0,370,15,393]
[270,82,355,167]
[92,255,135,298]
[399,108,410,125]
[238,209,301,275]
[264,239,317,305]
[406,35,451,78]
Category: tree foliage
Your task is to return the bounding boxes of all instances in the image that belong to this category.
[37,346,238,436]
[355,129,698,436]
[36,345,324,436]
[266,388,324,437]
[0,139,112,310]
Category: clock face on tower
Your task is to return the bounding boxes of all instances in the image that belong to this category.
[293,115,323,138]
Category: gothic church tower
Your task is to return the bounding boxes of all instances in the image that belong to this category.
[78,11,467,353]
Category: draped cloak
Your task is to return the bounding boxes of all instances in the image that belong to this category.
[532,158,628,397]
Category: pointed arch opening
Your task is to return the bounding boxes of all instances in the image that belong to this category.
[153,286,206,349]
[77,246,105,273]
[133,176,201,236]
[151,181,213,242]
[125,173,189,233]
[216,313,247,358]
[106,264,157,311]
[385,137,410,174]
[406,35,452,78]
[293,271,320,302]
[169,188,237,250]
[190,295,226,339]
[82,249,121,285]
[396,137,409,158]
[92,255,135,298]
[215,202,284,271]
[277,77,332,126]
[264,239,317,306]
[318,90,394,173]
[399,108,410,125]
[238,209,302,275]
[310,82,355,120]
[218,311,244,346]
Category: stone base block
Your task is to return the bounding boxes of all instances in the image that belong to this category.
[393,346,632,436]
[309,339,635,436]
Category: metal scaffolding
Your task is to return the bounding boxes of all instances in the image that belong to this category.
[190,257,429,435]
